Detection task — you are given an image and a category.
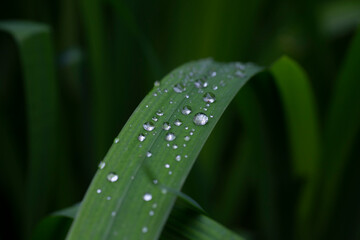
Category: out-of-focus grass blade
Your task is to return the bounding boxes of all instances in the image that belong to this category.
[314,25,360,238]
[0,21,59,237]
[270,56,320,179]
[66,59,262,239]
[270,56,320,238]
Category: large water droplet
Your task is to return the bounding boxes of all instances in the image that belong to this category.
[203,92,216,103]
[165,132,176,141]
[98,161,106,169]
[173,83,186,93]
[107,172,119,182]
[174,119,182,126]
[194,78,208,88]
[143,122,155,131]
[181,105,192,115]
[193,113,209,126]
[143,193,152,201]
[163,122,171,130]
[138,134,146,142]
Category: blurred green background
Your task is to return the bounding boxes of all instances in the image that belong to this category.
[1,0,360,239]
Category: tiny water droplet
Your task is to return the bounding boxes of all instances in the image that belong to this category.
[172,144,178,149]
[143,122,155,131]
[146,151,152,158]
[165,164,170,168]
[173,83,186,93]
[174,119,182,126]
[190,131,194,136]
[194,78,208,88]
[138,134,146,142]
[203,92,216,103]
[156,110,164,116]
[176,155,181,161]
[183,143,186,147]
[181,105,192,115]
[143,193,152,201]
[185,95,189,99]
[204,108,208,111]
[142,227,148,233]
[154,81,160,87]
[152,116,158,122]
[114,138,119,143]
[235,70,245,78]
[97,189,102,194]
[149,210,154,216]
[236,62,245,70]
[211,71,217,77]
[184,136,190,141]
[212,85,218,91]
[107,172,119,182]
[111,211,116,216]
[164,88,168,93]
[98,161,106,169]
[163,122,171,130]
[185,155,188,158]
[165,132,176,141]
[107,196,111,200]
[169,171,172,175]
[161,188,167,194]
[153,93,158,97]
[153,179,158,184]
[193,113,209,126]
[145,105,149,108]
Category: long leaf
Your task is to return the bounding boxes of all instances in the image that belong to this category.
[67,59,262,239]
[0,21,59,237]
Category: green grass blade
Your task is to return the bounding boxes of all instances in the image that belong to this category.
[314,25,360,238]
[270,56,321,179]
[66,59,262,239]
[0,21,59,237]
[270,56,321,238]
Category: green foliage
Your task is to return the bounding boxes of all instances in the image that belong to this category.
[1,1,360,240]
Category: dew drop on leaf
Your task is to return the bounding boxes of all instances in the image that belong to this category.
[193,113,209,126]
[181,105,192,115]
[174,119,182,126]
[107,172,119,182]
[163,122,171,130]
[176,155,181,161]
[203,92,216,103]
[154,81,160,87]
[146,151,152,158]
[114,137,119,143]
[142,227,148,233]
[165,132,176,141]
[194,79,208,88]
[173,83,186,93]
[156,110,164,116]
[138,134,146,142]
[143,122,155,131]
[143,193,152,201]
[98,161,105,169]
[96,189,102,194]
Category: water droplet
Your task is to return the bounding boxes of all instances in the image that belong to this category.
[163,122,171,130]
[154,81,160,87]
[114,137,119,143]
[190,131,194,136]
[204,108,208,111]
[153,179,158,184]
[143,122,155,131]
[211,72,217,77]
[165,164,170,168]
[172,144,178,149]
[145,105,149,108]
[181,105,192,115]
[98,161,106,169]
[165,133,176,141]
[143,193,152,201]
[164,88,168,93]
[203,92,216,103]
[184,136,190,141]
[107,172,119,182]
[173,83,186,93]
[152,116,158,122]
[111,211,116,216]
[149,210,154,216]
[185,95,189,99]
[212,85,218,91]
[193,113,209,126]
[107,196,111,200]
[161,188,167,194]
[235,70,245,78]
[176,155,181,161]
[185,155,188,158]
[153,93,158,97]
[169,171,172,175]
[156,110,164,117]
[183,143,187,147]
[194,79,208,88]
[174,119,182,126]
[138,134,146,142]
[236,62,245,70]
[146,151,152,158]
[142,227,148,233]
[97,189,102,194]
